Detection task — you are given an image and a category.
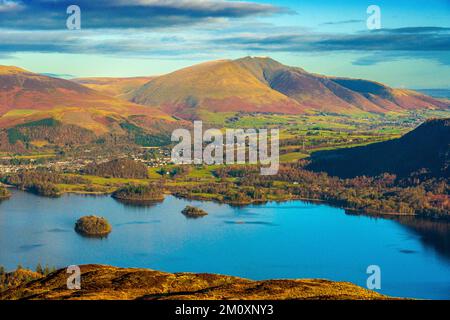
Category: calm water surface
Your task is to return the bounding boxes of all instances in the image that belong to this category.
[0,189,449,299]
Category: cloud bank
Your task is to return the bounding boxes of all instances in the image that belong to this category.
[0,0,291,30]
[0,1,448,67]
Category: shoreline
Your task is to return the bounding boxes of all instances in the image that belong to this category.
[5,186,447,221]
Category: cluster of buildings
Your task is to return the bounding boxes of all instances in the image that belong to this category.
[0,147,173,174]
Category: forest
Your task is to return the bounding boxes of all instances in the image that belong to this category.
[112,183,164,202]
[1,160,448,218]
[83,159,149,179]
[0,170,88,197]
[173,162,449,218]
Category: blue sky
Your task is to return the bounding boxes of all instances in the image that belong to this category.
[0,0,449,89]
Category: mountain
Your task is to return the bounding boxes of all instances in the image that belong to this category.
[73,76,155,100]
[132,58,305,120]
[307,118,450,178]
[131,57,449,120]
[0,66,177,150]
[0,264,388,300]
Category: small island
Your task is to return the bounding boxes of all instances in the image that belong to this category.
[112,184,164,203]
[74,216,112,237]
[181,206,208,218]
[0,186,10,200]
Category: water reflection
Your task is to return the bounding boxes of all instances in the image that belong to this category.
[113,197,163,208]
[391,216,450,261]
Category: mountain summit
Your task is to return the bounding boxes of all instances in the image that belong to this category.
[131,57,305,119]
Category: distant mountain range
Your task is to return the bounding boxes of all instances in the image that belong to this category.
[0,57,448,149]
[74,76,155,100]
[416,89,450,100]
[308,118,450,178]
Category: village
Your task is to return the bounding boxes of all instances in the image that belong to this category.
[0,147,173,175]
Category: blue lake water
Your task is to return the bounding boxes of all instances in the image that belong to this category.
[0,189,449,299]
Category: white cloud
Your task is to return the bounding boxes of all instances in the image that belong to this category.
[0,0,22,12]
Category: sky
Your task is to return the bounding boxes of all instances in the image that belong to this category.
[0,0,449,89]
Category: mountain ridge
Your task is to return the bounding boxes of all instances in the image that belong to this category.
[1,58,448,150]
[128,57,449,120]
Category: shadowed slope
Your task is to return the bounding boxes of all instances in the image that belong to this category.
[308,118,450,178]
[332,78,449,111]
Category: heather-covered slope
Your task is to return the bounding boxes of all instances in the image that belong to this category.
[308,118,450,178]
[0,264,389,300]
[130,57,448,120]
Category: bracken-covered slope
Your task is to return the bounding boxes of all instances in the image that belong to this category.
[0,66,179,150]
[308,118,450,178]
[131,57,448,120]
[0,264,390,300]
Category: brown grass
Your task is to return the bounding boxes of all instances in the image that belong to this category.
[0,265,393,300]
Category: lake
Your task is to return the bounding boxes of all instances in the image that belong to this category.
[0,189,449,299]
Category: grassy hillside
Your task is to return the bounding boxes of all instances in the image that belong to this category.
[0,264,389,300]
[132,59,304,120]
[0,66,173,132]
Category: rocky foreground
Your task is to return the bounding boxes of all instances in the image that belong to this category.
[0,265,390,300]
